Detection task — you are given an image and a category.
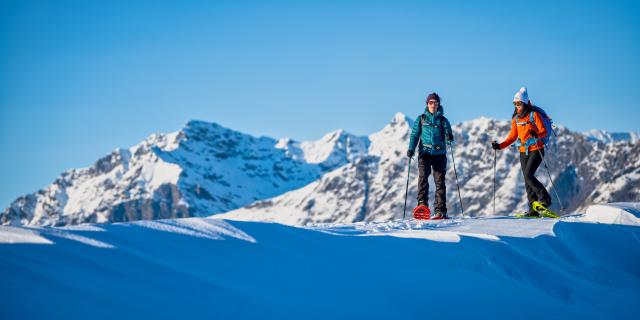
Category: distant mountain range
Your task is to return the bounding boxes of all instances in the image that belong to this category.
[3,114,639,226]
[583,130,640,144]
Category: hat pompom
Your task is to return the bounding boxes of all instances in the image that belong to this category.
[514,87,529,103]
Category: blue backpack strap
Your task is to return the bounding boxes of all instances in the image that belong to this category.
[530,111,538,132]
[514,112,539,155]
[523,137,538,155]
[529,111,538,132]
[526,111,540,155]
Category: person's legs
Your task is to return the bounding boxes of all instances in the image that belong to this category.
[523,149,552,207]
[432,154,448,215]
[519,152,538,208]
[417,153,431,205]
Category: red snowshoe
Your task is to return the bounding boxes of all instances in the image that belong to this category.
[413,205,430,220]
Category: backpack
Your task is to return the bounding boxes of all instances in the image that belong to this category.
[514,106,555,153]
[530,106,554,145]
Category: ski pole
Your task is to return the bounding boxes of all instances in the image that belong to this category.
[449,143,464,216]
[536,148,564,213]
[493,149,496,216]
[402,156,412,220]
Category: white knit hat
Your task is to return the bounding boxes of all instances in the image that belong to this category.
[513,87,529,104]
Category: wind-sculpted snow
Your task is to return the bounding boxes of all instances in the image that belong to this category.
[582,202,640,225]
[1,205,639,319]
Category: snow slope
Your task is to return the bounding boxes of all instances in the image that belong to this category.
[1,203,639,319]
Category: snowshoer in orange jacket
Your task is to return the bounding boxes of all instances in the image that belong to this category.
[491,87,552,217]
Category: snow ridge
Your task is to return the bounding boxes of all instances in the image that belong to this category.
[2,206,640,319]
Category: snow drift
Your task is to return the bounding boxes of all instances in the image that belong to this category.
[583,202,640,225]
[1,203,639,319]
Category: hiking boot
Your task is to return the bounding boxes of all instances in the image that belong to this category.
[431,212,447,220]
[539,200,551,208]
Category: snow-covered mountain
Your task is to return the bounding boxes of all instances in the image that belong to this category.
[275,129,370,170]
[218,113,414,224]
[1,121,366,226]
[583,129,640,144]
[220,115,640,225]
[3,114,639,226]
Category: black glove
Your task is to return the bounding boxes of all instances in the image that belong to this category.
[407,150,414,158]
[529,130,538,138]
[491,141,500,150]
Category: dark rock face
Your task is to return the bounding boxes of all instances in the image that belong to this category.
[108,184,190,222]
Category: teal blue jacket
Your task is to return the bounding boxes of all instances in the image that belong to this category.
[407,106,454,156]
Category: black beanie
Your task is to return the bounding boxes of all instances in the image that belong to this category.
[426,92,440,104]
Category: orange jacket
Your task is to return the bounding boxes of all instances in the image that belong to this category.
[499,111,548,153]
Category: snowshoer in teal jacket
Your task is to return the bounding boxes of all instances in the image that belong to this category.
[407,99,454,156]
[406,92,454,218]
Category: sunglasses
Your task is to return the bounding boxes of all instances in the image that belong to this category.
[513,101,525,107]
[428,100,439,105]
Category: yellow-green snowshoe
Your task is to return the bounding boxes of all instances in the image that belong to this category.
[514,212,542,219]
[532,201,560,219]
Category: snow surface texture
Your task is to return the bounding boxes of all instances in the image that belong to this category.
[3,113,640,227]
[583,202,640,225]
[1,203,639,319]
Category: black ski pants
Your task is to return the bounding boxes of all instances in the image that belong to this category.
[417,153,447,214]
[519,149,551,208]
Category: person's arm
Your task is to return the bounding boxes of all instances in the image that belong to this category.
[444,118,454,144]
[407,116,422,155]
[499,118,518,149]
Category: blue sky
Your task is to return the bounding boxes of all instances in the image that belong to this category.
[1,0,639,208]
